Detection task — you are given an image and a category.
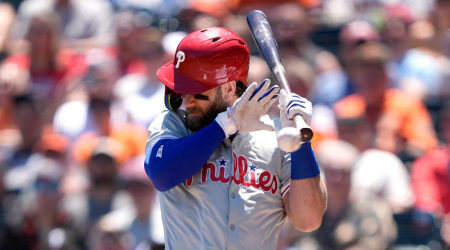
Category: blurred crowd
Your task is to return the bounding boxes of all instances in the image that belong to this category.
[0,0,450,249]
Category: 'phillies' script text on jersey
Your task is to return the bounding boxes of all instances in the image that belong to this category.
[186,152,278,194]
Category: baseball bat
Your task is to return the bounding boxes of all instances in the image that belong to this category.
[247,10,313,142]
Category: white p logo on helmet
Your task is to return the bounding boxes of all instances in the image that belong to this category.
[175,51,185,68]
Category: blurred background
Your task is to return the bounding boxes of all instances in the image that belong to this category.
[0,0,450,249]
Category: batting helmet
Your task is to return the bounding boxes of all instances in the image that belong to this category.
[157,27,250,110]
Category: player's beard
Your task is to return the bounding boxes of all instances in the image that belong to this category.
[185,90,228,132]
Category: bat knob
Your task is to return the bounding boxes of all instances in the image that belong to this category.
[293,114,313,142]
[300,127,313,143]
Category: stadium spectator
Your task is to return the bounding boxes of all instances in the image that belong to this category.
[21,157,84,249]
[411,102,450,222]
[0,2,15,63]
[333,42,438,160]
[310,20,380,107]
[71,97,147,164]
[112,10,151,77]
[2,12,87,105]
[265,2,325,70]
[0,95,44,248]
[432,0,450,52]
[288,140,397,250]
[409,101,450,247]
[381,3,443,101]
[442,29,450,100]
[53,49,128,141]
[96,155,165,249]
[1,0,450,249]
[0,62,29,161]
[86,220,133,250]
[336,117,415,214]
[113,28,167,128]
[12,0,115,51]
[32,127,70,166]
[442,214,450,248]
[62,137,133,236]
[2,95,43,168]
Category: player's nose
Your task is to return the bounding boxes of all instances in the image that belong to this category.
[183,94,196,109]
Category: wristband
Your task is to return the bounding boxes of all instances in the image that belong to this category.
[291,141,320,180]
[215,109,238,138]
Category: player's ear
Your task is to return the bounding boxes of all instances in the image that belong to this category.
[222,81,236,100]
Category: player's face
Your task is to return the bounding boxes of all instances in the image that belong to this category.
[183,86,228,132]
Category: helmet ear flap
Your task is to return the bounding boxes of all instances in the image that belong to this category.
[164,87,183,110]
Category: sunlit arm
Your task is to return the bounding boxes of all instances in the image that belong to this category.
[282,142,327,232]
[283,175,327,232]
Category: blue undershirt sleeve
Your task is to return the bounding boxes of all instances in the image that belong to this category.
[144,120,226,192]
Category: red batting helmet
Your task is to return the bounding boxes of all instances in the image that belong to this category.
[157,27,250,110]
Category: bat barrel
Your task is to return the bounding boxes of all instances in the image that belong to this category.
[247,10,284,72]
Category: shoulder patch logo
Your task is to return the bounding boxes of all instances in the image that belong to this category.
[156,145,164,158]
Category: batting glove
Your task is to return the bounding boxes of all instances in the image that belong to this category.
[223,79,280,134]
[278,89,312,128]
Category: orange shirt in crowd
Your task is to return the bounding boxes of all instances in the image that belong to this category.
[73,123,147,165]
[333,89,437,154]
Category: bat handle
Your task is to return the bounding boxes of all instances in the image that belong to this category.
[293,114,313,142]
[274,66,314,142]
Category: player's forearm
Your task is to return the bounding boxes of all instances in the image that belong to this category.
[284,142,327,231]
[286,176,327,232]
[145,120,226,191]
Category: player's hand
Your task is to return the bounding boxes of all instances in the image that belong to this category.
[229,79,280,133]
[278,89,312,128]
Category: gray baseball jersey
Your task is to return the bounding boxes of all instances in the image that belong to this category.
[145,110,292,250]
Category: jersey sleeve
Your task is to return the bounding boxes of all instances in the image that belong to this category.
[280,152,291,199]
[145,110,192,156]
[274,118,291,199]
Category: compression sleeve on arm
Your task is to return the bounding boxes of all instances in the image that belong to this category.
[290,141,321,180]
[144,120,226,192]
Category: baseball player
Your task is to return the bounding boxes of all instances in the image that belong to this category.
[144,27,327,250]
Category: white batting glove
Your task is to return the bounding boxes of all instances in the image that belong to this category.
[224,79,280,134]
[278,89,312,128]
